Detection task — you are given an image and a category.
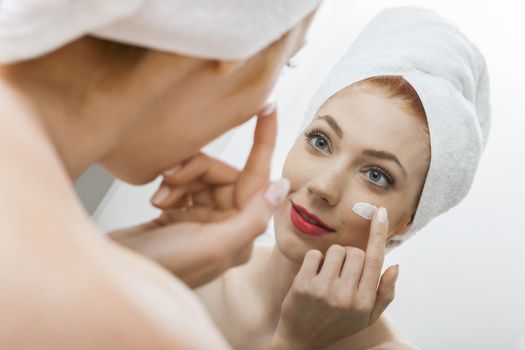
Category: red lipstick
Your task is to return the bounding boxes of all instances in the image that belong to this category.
[290,201,335,236]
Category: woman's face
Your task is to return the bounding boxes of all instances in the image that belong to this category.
[101,12,316,184]
[274,84,430,263]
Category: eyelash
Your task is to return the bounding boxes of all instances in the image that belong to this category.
[364,166,396,188]
[303,129,396,188]
[303,129,332,153]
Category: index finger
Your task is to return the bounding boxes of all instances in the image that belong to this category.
[162,153,239,187]
[358,207,389,293]
[236,105,277,205]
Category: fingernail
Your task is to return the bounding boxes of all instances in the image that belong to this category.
[264,178,290,208]
[152,185,171,205]
[393,264,400,283]
[163,164,183,176]
[258,102,277,118]
[377,207,388,224]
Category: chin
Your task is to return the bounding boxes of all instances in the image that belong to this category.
[126,174,157,186]
[274,230,309,265]
[273,203,326,264]
[102,164,159,186]
[128,169,161,185]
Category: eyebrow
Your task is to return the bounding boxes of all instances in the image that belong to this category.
[315,114,407,177]
[363,149,407,177]
[317,115,343,138]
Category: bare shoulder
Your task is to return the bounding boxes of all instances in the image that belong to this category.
[196,243,273,300]
[196,243,274,330]
[374,316,419,350]
[328,316,419,350]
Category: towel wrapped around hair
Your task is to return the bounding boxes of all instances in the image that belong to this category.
[0,0,322,64]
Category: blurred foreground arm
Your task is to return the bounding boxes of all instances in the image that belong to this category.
[0,110,229,349]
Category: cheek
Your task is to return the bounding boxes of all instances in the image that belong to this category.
[340,191,413,244]
[330,184,407,250]
[282,145,313,192]
[334,195,376,251]
[383,191,419,234]
[247,44,290,96]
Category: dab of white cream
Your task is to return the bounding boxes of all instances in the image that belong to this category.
[352,202,378,220]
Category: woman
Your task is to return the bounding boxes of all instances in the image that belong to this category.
[151,7,490,349]
[0,1,323,348]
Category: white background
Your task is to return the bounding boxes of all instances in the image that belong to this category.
[94,1,525,348]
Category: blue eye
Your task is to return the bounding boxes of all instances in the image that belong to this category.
[365,167,395,188]
[304,129,331,154]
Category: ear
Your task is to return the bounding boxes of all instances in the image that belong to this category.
[215,60,245,76]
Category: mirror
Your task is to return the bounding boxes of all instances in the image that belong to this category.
[86,1,525,348]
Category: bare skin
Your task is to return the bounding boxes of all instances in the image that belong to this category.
[111,110,285,287]
[152,81,429,349]
[0,11,316,349]
[196,245,417,350]
[0,86,228,349]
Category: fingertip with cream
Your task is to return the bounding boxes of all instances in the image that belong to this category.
[377,207,388,224]
[352,202,378,220]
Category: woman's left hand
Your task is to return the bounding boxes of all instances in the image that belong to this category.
[270,208,399,350]
[108,107,286,288]
[149,103,278,225]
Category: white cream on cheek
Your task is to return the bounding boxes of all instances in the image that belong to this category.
[352,202,378,220]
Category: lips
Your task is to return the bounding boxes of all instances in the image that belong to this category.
[290,201,335,236]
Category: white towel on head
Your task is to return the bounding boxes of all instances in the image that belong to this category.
[0,0,322,64]
[302,6,491,250]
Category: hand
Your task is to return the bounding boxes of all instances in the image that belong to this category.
[109,105,289,288]
[271,208,399,350]
[150,102,279,224]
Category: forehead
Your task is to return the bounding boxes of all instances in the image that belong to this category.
[314,85,429,173]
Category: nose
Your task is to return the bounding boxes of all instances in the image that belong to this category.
[306,168,344,206]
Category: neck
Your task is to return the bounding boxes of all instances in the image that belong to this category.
[254,245,302,326]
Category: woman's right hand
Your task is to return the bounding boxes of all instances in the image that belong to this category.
[270,208,399,350]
